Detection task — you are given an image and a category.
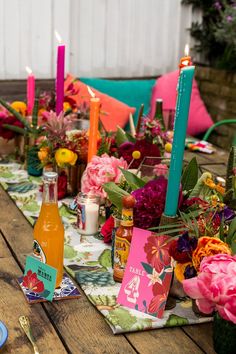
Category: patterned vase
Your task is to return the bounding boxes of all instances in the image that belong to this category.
[213,312,236,354]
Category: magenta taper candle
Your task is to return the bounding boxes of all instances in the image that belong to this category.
[55,43,65,115]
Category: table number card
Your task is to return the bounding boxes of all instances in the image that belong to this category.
[117,228,173,318]
[22,256,57,302]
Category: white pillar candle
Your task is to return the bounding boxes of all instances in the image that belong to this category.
[77,193,100,235]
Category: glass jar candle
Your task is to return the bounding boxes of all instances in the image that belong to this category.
[77,192,100,235]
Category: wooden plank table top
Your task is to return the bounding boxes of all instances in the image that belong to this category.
[0,147,228,354]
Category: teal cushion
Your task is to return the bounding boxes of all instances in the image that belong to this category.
[80,78,155,129]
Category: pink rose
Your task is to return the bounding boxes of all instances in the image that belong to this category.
[153,163,168,177]
[183,254,236,323]
[81,154,128,199]
[200,253,236,275]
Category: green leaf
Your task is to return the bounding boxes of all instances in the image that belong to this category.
[125,132,136,143]
[181,157,198,192]
[189,172,212,198]
[115,126,130,146]
[119,168,146,190]
[230,233,236,255]
[3,124,26,135]
[226,217,236,244]
[103,182,129,212]
[0,97,31,130]
[141,262,153,274]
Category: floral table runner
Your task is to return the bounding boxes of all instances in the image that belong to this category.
[0,161,212,334]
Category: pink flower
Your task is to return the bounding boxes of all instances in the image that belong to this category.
[183,254,236,323]
[153,163,168,177]
[81,154,128,199]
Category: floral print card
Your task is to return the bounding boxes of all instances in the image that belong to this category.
[117,228,173,318]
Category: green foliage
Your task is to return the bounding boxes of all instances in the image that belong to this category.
[115,126,135,146]
[119,168,146,190]
[226,216,236,254]
[182,0,236,71]
[103,182,130,212]
[181,157,199,192]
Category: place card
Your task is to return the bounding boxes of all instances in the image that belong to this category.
[21,256,57,302]
[117,228,173,318]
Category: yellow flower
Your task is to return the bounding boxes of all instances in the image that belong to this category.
[55,148,78,167]
[11,101,27,116]
[174,262,193,282]
[165,142,172,153]
[132,150,141,160]
[63,102,71,112]
[38,147,49,162]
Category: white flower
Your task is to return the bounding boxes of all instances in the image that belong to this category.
[147,268,163,287]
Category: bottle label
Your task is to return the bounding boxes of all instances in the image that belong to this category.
[33,240,46,263]
[77,203,86,230]
[114,236,131,271]
[121,209,133,227]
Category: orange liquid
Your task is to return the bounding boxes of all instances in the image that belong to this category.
[33,203,64,288]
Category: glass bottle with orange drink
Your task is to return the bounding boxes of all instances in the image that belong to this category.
[33,171,64,288]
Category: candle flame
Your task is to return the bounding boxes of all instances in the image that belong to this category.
[25,66,32,75]
[184,43,189,56]
[54,30,62,44]
[87,86,96,98]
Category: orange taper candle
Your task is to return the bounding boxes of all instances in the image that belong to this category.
[179,44,192,70]
[87,96,101,163]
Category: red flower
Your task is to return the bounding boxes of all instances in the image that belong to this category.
[148,293,167,314]
[100,216,114,243]
[169,239,192,263]
[0,114,24,140]
[118,140,161,168]
[22,270,45,293]
[144,235,171,272]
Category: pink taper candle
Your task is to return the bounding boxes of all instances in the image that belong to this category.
[55,31,65,115]
[26,66,35,115]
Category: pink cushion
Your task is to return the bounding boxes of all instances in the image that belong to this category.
[150,70,213,136]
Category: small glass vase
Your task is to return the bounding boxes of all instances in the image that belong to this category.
[213,312,236,354]
[27,146,43,177]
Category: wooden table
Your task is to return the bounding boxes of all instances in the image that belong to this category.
[0,147,229,354]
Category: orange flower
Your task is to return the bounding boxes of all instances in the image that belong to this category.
[192,236,231,272]
[38,147,49,162]
[215,183,225,195]
[204,177,215,189]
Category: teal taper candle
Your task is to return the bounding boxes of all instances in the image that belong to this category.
[164,66,195,217]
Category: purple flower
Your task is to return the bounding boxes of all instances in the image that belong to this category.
[226,15,233,22]
[218,207,235,221]
[214,1,222,10]
[131,176,168,229]
[177,233,198,253]
[184,265,197,279]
